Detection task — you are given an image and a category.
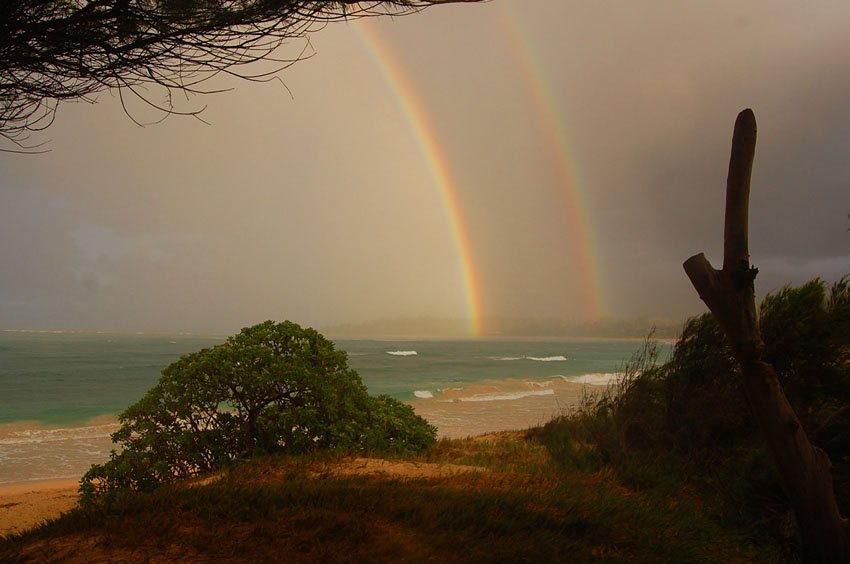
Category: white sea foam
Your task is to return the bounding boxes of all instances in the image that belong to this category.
[0,423,118,446]
[571,373,620,386]
[488,355,568,362]
[0,422,120,484]
[386,350,417,356]
[527,355,568,362]
[529,379,558,388]
[413,390,434,399]
[454,389,555,402]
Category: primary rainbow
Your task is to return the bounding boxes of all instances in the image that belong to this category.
[353,22,484,336]
[498,4,604,320]
[352,10,604,332]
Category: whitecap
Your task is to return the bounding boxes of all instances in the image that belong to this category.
[453,389,555,402]
[386,350,417,356]
[0,423,118,446]
[527,355,568,362]
[413,390,434,399]
[571,373,620,385]
[488,356,524,361]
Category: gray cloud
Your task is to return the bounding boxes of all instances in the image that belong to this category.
[0,0,848,333]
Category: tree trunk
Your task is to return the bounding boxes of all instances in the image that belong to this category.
[683,109,849,562]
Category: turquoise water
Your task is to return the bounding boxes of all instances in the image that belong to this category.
[0,331,659,483]
[0,332,225,426]
[339,338,646,400]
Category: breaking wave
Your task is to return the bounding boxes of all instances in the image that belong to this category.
[527,356,568,362]
[0,422,118,446]
[488,355,568,362]
[454,389,556,402]
[570,373,620,386]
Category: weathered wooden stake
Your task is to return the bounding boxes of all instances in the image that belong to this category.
[683,109,849,562]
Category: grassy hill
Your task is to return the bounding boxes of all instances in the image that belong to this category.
[0,429,786,563]
[6,277,845,561]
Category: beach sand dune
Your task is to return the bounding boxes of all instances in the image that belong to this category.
[0,479,79,538]
[0,381,602,538]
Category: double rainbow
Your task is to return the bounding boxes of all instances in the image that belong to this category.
[498,5,603,321]
[353,14,602,336]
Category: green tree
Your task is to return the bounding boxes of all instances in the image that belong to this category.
[80,320,436,503]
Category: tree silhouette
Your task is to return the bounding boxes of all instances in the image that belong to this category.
[685,110,849,562]
[0,0,480,149]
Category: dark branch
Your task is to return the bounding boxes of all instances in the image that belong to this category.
[723,108,757,272]
[0,0,484,150]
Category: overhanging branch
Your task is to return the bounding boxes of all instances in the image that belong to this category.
[0,0,486,149]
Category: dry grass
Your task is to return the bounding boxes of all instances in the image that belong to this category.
[0,431,786,563]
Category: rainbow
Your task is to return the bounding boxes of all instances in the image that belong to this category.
[352,12,604,332]
[497,5,604,320]
[353,22,483,336]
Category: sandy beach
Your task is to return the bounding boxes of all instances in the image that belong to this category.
[411,379,600,439]
[0,479,79,538]
[0,379,602,538]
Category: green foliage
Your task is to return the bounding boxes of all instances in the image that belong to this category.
[80,321,435,504]
[361,395,438,454]
[660,276,850,454]
[4,435,783,563]
[761,278,850,415]
[535,335,667,473]
[536,275,850,553]
[663,313,750,452]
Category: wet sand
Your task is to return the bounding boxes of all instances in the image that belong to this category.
[412,379,602,439]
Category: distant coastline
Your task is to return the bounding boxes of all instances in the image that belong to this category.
[322,315,684,340]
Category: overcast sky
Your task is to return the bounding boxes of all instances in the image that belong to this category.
[1,0,848,335]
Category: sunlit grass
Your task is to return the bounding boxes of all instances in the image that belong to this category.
[1,429,787,562]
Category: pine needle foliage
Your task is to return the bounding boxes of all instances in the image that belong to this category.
[0,0,481,148]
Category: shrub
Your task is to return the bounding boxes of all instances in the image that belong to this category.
[660,278,850,454]
[535,335,666,472]
[361,395,438,454]
[80,321,436,504]
[662,313,751,453]
[530,276,850,556]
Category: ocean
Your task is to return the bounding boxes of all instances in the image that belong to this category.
[0,331,661,485]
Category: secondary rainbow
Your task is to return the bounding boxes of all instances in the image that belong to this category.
[498,5,605,320]
[353,22,483,336]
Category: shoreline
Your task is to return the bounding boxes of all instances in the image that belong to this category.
[0,380,604,537]
[412,379,600,439]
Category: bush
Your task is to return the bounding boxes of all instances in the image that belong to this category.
[537,275,850,531]
[662,313,751,453]
[660,278,850,454]
[80,321,436,504]
[361,395,438,454]
[535,335,667,472]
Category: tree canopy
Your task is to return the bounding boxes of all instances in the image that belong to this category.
[1,0,480,149]
[80,320,436,503]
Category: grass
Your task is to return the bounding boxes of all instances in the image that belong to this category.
[0,429,789,563]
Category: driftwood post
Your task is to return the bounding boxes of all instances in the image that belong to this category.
[683,109,849,562]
